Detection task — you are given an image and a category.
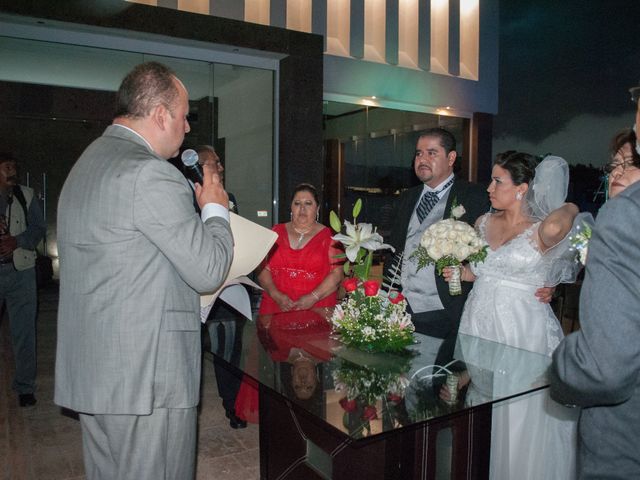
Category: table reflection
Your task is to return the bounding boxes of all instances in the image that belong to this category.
[235,308,552,440]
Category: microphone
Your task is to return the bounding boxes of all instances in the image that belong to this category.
[180,149,204,185]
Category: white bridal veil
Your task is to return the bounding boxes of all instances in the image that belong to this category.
[524,155,593,286]
[523,155,569,221]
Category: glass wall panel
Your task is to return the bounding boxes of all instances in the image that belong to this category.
[323,101,464,237]
[0,35,275,275]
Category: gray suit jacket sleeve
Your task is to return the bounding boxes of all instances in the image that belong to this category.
[134,160,233,293]
[550,183,640,407]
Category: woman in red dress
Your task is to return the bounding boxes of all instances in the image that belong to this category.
[235,183,343,422]
[258,183,343,313]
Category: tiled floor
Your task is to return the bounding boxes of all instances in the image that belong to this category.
[1,283,259,480]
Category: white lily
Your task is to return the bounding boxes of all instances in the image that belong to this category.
[332,221,395,262]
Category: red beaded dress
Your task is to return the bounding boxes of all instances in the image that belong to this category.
[258,224,341,314]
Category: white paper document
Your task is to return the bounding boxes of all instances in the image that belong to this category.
[200,212,277,322]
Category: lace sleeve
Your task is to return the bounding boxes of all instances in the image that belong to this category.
[476,213,490,238]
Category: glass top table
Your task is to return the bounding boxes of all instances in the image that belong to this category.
[214,308,552,479]
[232,307,551,440]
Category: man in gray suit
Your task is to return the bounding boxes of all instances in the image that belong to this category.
[55,62,234,480]
[550,181,640,478]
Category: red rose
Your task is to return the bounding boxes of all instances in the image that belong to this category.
[387,393,403,403]
[389,291,405,304]
[343,278,358,293]
[339,397,357,412]
[363,280,379,296]
[362,405,378,420]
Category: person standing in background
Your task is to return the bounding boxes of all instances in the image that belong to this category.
[194,144,238,214]
[0,152,46,407]
[195,144,246,429]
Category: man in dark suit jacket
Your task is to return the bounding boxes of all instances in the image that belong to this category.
[194,144,247,429]
[386,128,488,339]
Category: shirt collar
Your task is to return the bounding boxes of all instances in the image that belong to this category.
[423,174,455,195]
[111,123,154,152]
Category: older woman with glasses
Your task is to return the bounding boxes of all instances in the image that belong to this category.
[605,129,640,198]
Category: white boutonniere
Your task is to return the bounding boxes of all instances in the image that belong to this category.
[449,197,466,219]
[451,204,466,219]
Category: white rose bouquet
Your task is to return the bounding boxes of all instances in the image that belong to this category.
[410,202,487,295]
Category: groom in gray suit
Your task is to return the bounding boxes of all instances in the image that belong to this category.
[55,62,234,479]
[550,181,640,478]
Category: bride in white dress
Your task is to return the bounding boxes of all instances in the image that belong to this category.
[451,153,581,479]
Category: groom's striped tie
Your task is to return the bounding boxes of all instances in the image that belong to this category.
[415,178,454,223]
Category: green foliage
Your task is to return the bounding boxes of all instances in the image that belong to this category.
[352,198,362,219]
[381,251,403,293]
[450,196,458,214]
[329,210,342,233]
[352,249,373,282]
[410,246,488,275]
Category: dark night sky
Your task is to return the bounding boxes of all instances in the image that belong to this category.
[493,1,640,165]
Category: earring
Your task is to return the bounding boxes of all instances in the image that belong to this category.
[290,212,293,220]
[316,210,320,222]
[516,191,523,200]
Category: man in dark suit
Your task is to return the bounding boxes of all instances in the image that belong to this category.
[194,144,246,429]
[386,128,488,339]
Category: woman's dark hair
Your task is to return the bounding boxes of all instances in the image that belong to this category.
[609,129,640,166]
[494,151,538,186]
[291,183,319,205]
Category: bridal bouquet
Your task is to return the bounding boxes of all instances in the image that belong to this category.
[330,200,415,352]
[410,202,487,295]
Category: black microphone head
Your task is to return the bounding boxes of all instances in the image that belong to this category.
[181,149,199,167]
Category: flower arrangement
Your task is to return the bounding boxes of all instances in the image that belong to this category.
[331,279,414,352]
[332,356,411,438]
[569,221,592,265]
[410,200,487,295]
[329,199,415,353]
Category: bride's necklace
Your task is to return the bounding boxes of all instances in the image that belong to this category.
[292,225,312,248]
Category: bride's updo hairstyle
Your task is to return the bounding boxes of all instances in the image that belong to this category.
[493,150,538,186]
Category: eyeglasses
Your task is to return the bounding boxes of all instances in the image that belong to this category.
[603,159,640,174]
